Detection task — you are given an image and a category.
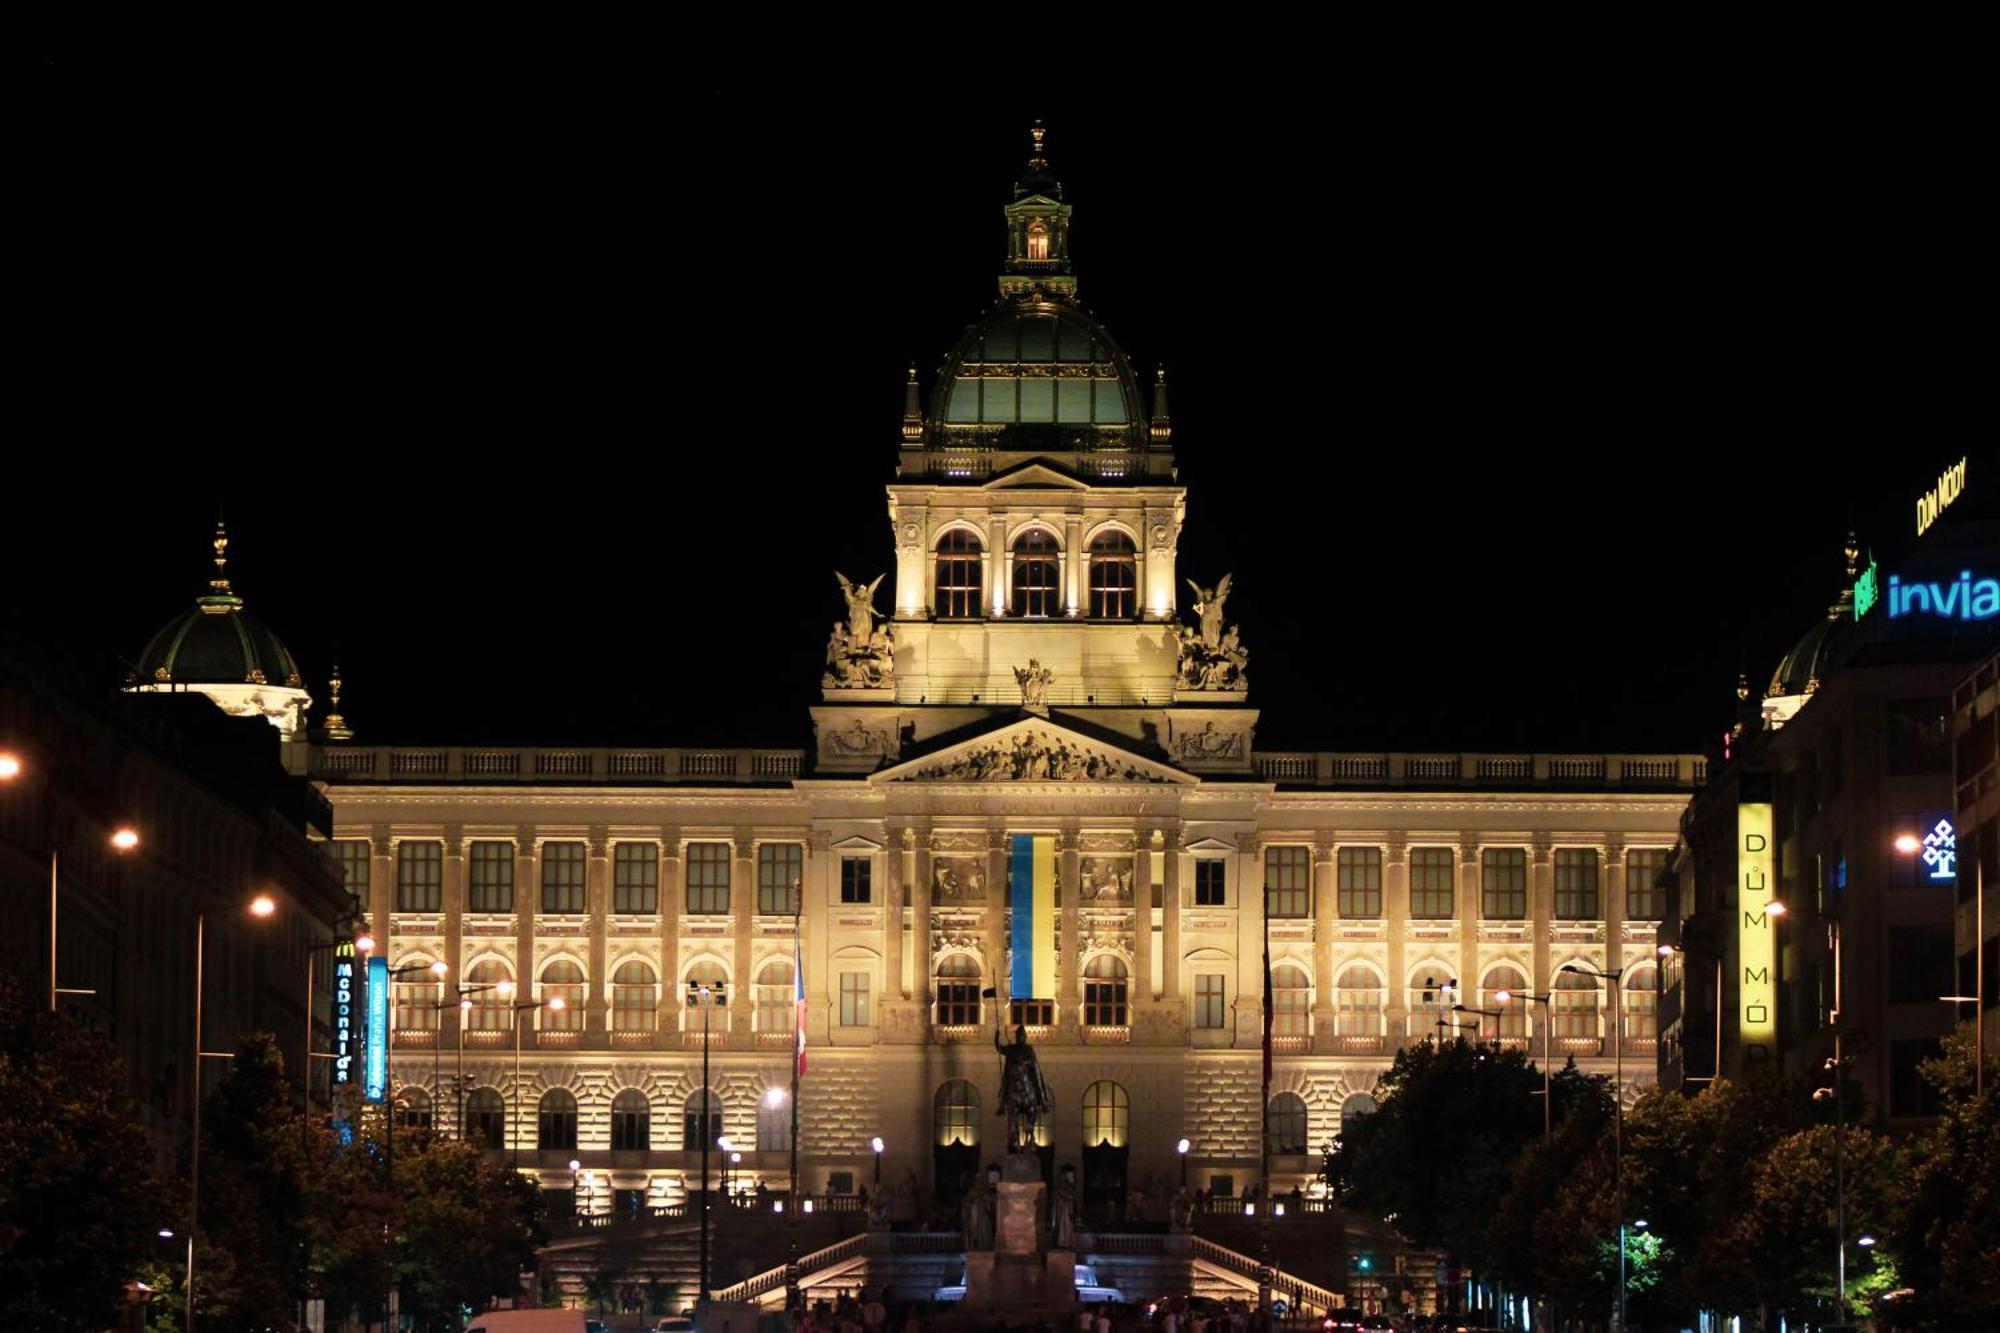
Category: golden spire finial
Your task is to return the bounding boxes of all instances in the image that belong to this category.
[1027,120,1048,171]
[323,662,355,741]
[197,520,244,613]
[1843,529,1859,580]
[1736,671,1749,701]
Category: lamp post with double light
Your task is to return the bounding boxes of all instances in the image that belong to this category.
[1492,989,1554,1140]
[1897,828,1983,1096]
[501,985,560,1171]
[435,981,498,1137]
[1560,962,1626,1333]
[1451,1004,1503,1045]
[186,891,280,1332]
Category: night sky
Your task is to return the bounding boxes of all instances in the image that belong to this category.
[21,53,1990,754]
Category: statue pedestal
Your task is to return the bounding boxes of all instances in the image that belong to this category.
[963,1153,1075,1311]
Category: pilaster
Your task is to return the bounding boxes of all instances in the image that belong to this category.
[883,829,905,1000]
[1457,837,1481,1006]
[1058,831,1083,1032]
[1603,838,1626,1062]
[660,833,682,1037]
[731,834,755,1036]
[1311,843,1336,1051]
[911,830,932,1014]
[443,831,465,1043]
[586,833,610,1032]
[1384,839,1409,1041]
[1160,830,1183,1000]
[514,832,537,1001]
[1531,836,1553,1001]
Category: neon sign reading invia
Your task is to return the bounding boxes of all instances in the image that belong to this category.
[1887,571,2000,622]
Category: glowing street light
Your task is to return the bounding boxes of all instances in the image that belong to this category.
[111,826,141,852]
[249,894,276,918]
[0,752,22,780]
[1178,1136,1191,1187]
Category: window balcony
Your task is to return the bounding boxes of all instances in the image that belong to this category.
[1080,1025,1130,1044]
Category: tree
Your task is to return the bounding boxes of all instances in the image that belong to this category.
[1886,1023,2000,1325]
[0,976,162,1333]
[1336,1039,1549,1284]
[393,1130,544,1326]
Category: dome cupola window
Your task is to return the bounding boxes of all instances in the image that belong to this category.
[1027,218,1049,261]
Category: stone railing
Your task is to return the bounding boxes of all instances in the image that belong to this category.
[713,1232,869,1304]
[1192,1235,1342,1315]
[316,745,806,786]
[1253,752,1707,790]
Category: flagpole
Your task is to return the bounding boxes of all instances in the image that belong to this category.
[1260,886,1274,1315]
[786,878,803,1312]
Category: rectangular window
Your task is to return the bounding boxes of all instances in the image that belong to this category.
[759,843,803,915]
[1481,848,1526,919]
[686,843,730,915]
[613,843,658,914]
[1625,849,1669,921]
[332,840,371,895]
[1195,859,1226,907]
[1888,927,1955,1004]
[467,841,514,913]
[1554,849,1601,920]
[1010,999,1054,1027]
[1885,697,1951,775]
[540,842,586,914]
[395,841,442,913]
[1264,846,1310,919]
[1409,848,1454,919]
[1194,974,1228,1029]
[1337,847,1382,918]
[840,857,872,904]
[839,972,871,1026]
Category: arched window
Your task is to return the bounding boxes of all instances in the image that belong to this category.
[606,1089,648,1151]
[935,954,982,1027]
[465,1088,505,1150]
[758,1091,793,1152]
[678,1090,717,1152]
[1268,1092,1308,1155]
[393,957,441,1032]
[395,1086,432,1133]
[755,959,794,1032]
[1271,964,1311,1037]
[1087,530,1137,619]
[1012,529,1061,617]
[612,960,658,1032]
[1081,1080,1128,1148]
[1334,965,1384,1036]
[539,1088,578,1150]
[1482,964,1530,1041]
[1027,218,1049,261]
[464,960,514,1032]
[934,529,984,619]
[934,1080,980,1148]
[1553,967,1602,1040]
[1339,1093,1378,1138]
[1623,964,1659,1041]
[684,961,728,1020]
[1082,954,1129,1027]
[540,960,585,1030]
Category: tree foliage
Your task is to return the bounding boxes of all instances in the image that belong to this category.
[0,976,162,1333]
[1885,1024,2000,1326]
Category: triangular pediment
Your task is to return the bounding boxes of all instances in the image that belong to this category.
[871,714,1195,785]
[981,460,1091,491]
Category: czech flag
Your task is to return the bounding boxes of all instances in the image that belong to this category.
[794,934,808,1076]
[1009,834,1057,1003]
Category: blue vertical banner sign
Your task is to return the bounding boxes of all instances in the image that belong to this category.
[365,954,389,1103]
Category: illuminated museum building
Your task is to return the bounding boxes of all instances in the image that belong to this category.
[141,139,1705,1217]
[1658,469,1998,1123]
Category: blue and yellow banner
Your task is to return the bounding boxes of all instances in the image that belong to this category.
[1009,834,1056,1002]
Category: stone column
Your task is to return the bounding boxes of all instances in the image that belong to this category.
[1063,516,1084,616]
[1602,840,1625,1065]
[514,832,538,1003]
[368,832,393,940]
[586,833,610,1035]
[732,835,755,1037]
[1131,831,1154,1007]
[808,832,833,1042]
[984,831,1009,1018]
[1058,832,1082,1034]
[1531,837,1554,1027]
[1384,839,1409,1046]
[1161,830,1183,999]
[988,513,1009,618]
[883,832,905,1000]
[660,833,682,1041]
[910,830,931,1016]
[443,831,466,1050]
[1457,838,1481,1015]
[1311,843,1336,1050]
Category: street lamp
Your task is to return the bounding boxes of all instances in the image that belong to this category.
[1764,898,1853,1324]
[1178,1136,1191,1188]
[1560,962,1626,1333]
[508,992,559,1171]
[437,982,499,1138]
[1658,941,1725,1088]
[1451,1004,1503,1044]
[872,1136,885,1186]
[1493,989,1555,1140]
[1896,830,1983,1097]
[187,892,279,1332]
[688,977,726,1306]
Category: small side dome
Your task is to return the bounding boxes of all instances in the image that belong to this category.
[126,523,311,737]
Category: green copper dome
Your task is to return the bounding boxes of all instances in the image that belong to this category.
[928,303,1144,447]
[130,524,304,690]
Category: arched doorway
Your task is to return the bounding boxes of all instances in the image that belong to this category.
[933,1080,981,1207]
